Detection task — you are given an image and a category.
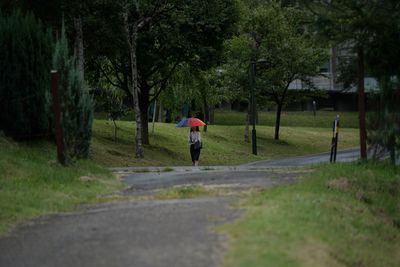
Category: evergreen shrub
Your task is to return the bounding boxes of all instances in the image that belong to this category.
[52,23,93,164]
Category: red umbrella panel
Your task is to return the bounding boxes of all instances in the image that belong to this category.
[176,117,206,128]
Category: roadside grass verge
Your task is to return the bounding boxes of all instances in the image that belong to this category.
[0,137,123,236]
[214,110,359,128]
[220,162,400,267]
[91,120,359,167]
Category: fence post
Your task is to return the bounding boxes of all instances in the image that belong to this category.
[330,115,340,163]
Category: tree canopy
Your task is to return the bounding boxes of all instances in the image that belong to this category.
[224,1,327,140]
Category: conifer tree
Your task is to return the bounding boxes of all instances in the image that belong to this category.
[52,22,93,164]
[0,10,53,138]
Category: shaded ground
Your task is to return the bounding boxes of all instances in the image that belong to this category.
[0,149,360,267]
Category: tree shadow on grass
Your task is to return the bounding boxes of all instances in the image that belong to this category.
[257,135,290,146]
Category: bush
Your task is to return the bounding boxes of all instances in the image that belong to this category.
[0,10,53,138]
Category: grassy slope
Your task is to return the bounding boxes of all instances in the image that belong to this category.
[0,136,122,235]
[214,110,359,128]
[91,120,359,167]
[221,162,400,267]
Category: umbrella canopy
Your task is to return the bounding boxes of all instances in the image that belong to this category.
[175,117,206,128]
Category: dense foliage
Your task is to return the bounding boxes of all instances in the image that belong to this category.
[0,10,53,138]
[224,1,327,140]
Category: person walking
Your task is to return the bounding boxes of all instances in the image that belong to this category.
[188,126,202,166]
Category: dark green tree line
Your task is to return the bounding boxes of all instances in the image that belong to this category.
[0,10,53,138]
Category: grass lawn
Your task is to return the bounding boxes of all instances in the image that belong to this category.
[220,162,400,267]
[91,119,359,167]
[0,136,123,235]
[214,110,359,128]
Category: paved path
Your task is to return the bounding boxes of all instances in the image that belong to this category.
[0,149,360,267]
[0,198,240,267]
[117,148,359,194]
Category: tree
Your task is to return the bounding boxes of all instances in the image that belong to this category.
[52,22,93,164]
[98,88,129,141]
[0,10,53,138]
[163,64,238,131]
[301,0,393,159]
[223,35,254,142]
[2,0,91,79]
[363,1,400,164]
[227,2,327,140]
[367,79,400,164]
[85,0,238,157]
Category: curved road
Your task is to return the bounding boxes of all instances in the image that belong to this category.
[0,149,359,267]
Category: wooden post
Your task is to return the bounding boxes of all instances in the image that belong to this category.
[51,70,65,164]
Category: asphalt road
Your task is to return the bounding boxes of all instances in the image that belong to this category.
[119,148,359,193]
[0,149,360,267]
[0,198,240,267]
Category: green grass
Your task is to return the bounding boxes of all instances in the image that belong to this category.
[154,185,215,199]
[0,136,123,235]
[221,162,400,267]
[214,110,359,128]
[91,120,359,167]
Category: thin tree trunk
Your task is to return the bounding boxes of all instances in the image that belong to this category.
[274,103,283,140]
[152,100,156,133]
[113,120,117,141]
[123,6,143,158]
[209,105,215,124]
[73,16,84,80]
[202,97,208,132]
[139,84,150,145]
[357,47,367,160]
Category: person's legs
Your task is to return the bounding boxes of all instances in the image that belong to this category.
[190,145,195,165]
[194,149,201,166]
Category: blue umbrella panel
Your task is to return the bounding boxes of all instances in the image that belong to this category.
[175,118,188,128]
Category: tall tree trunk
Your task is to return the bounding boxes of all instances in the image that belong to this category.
[73,16,84,80]
[140,108,149,144]
[209,105,215,124]
[357,47,367,160]
[123,6,143,158]
[139,82,150,144]
[202,97,209,132]
[274,103,283,140]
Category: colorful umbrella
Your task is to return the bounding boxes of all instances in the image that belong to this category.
[175,117,206,128]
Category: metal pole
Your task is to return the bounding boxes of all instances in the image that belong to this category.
[333,115,339,162]
[51,70,65,165]
[312,100,316,116]
[251,62,257,155]
[330,119,335,162]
